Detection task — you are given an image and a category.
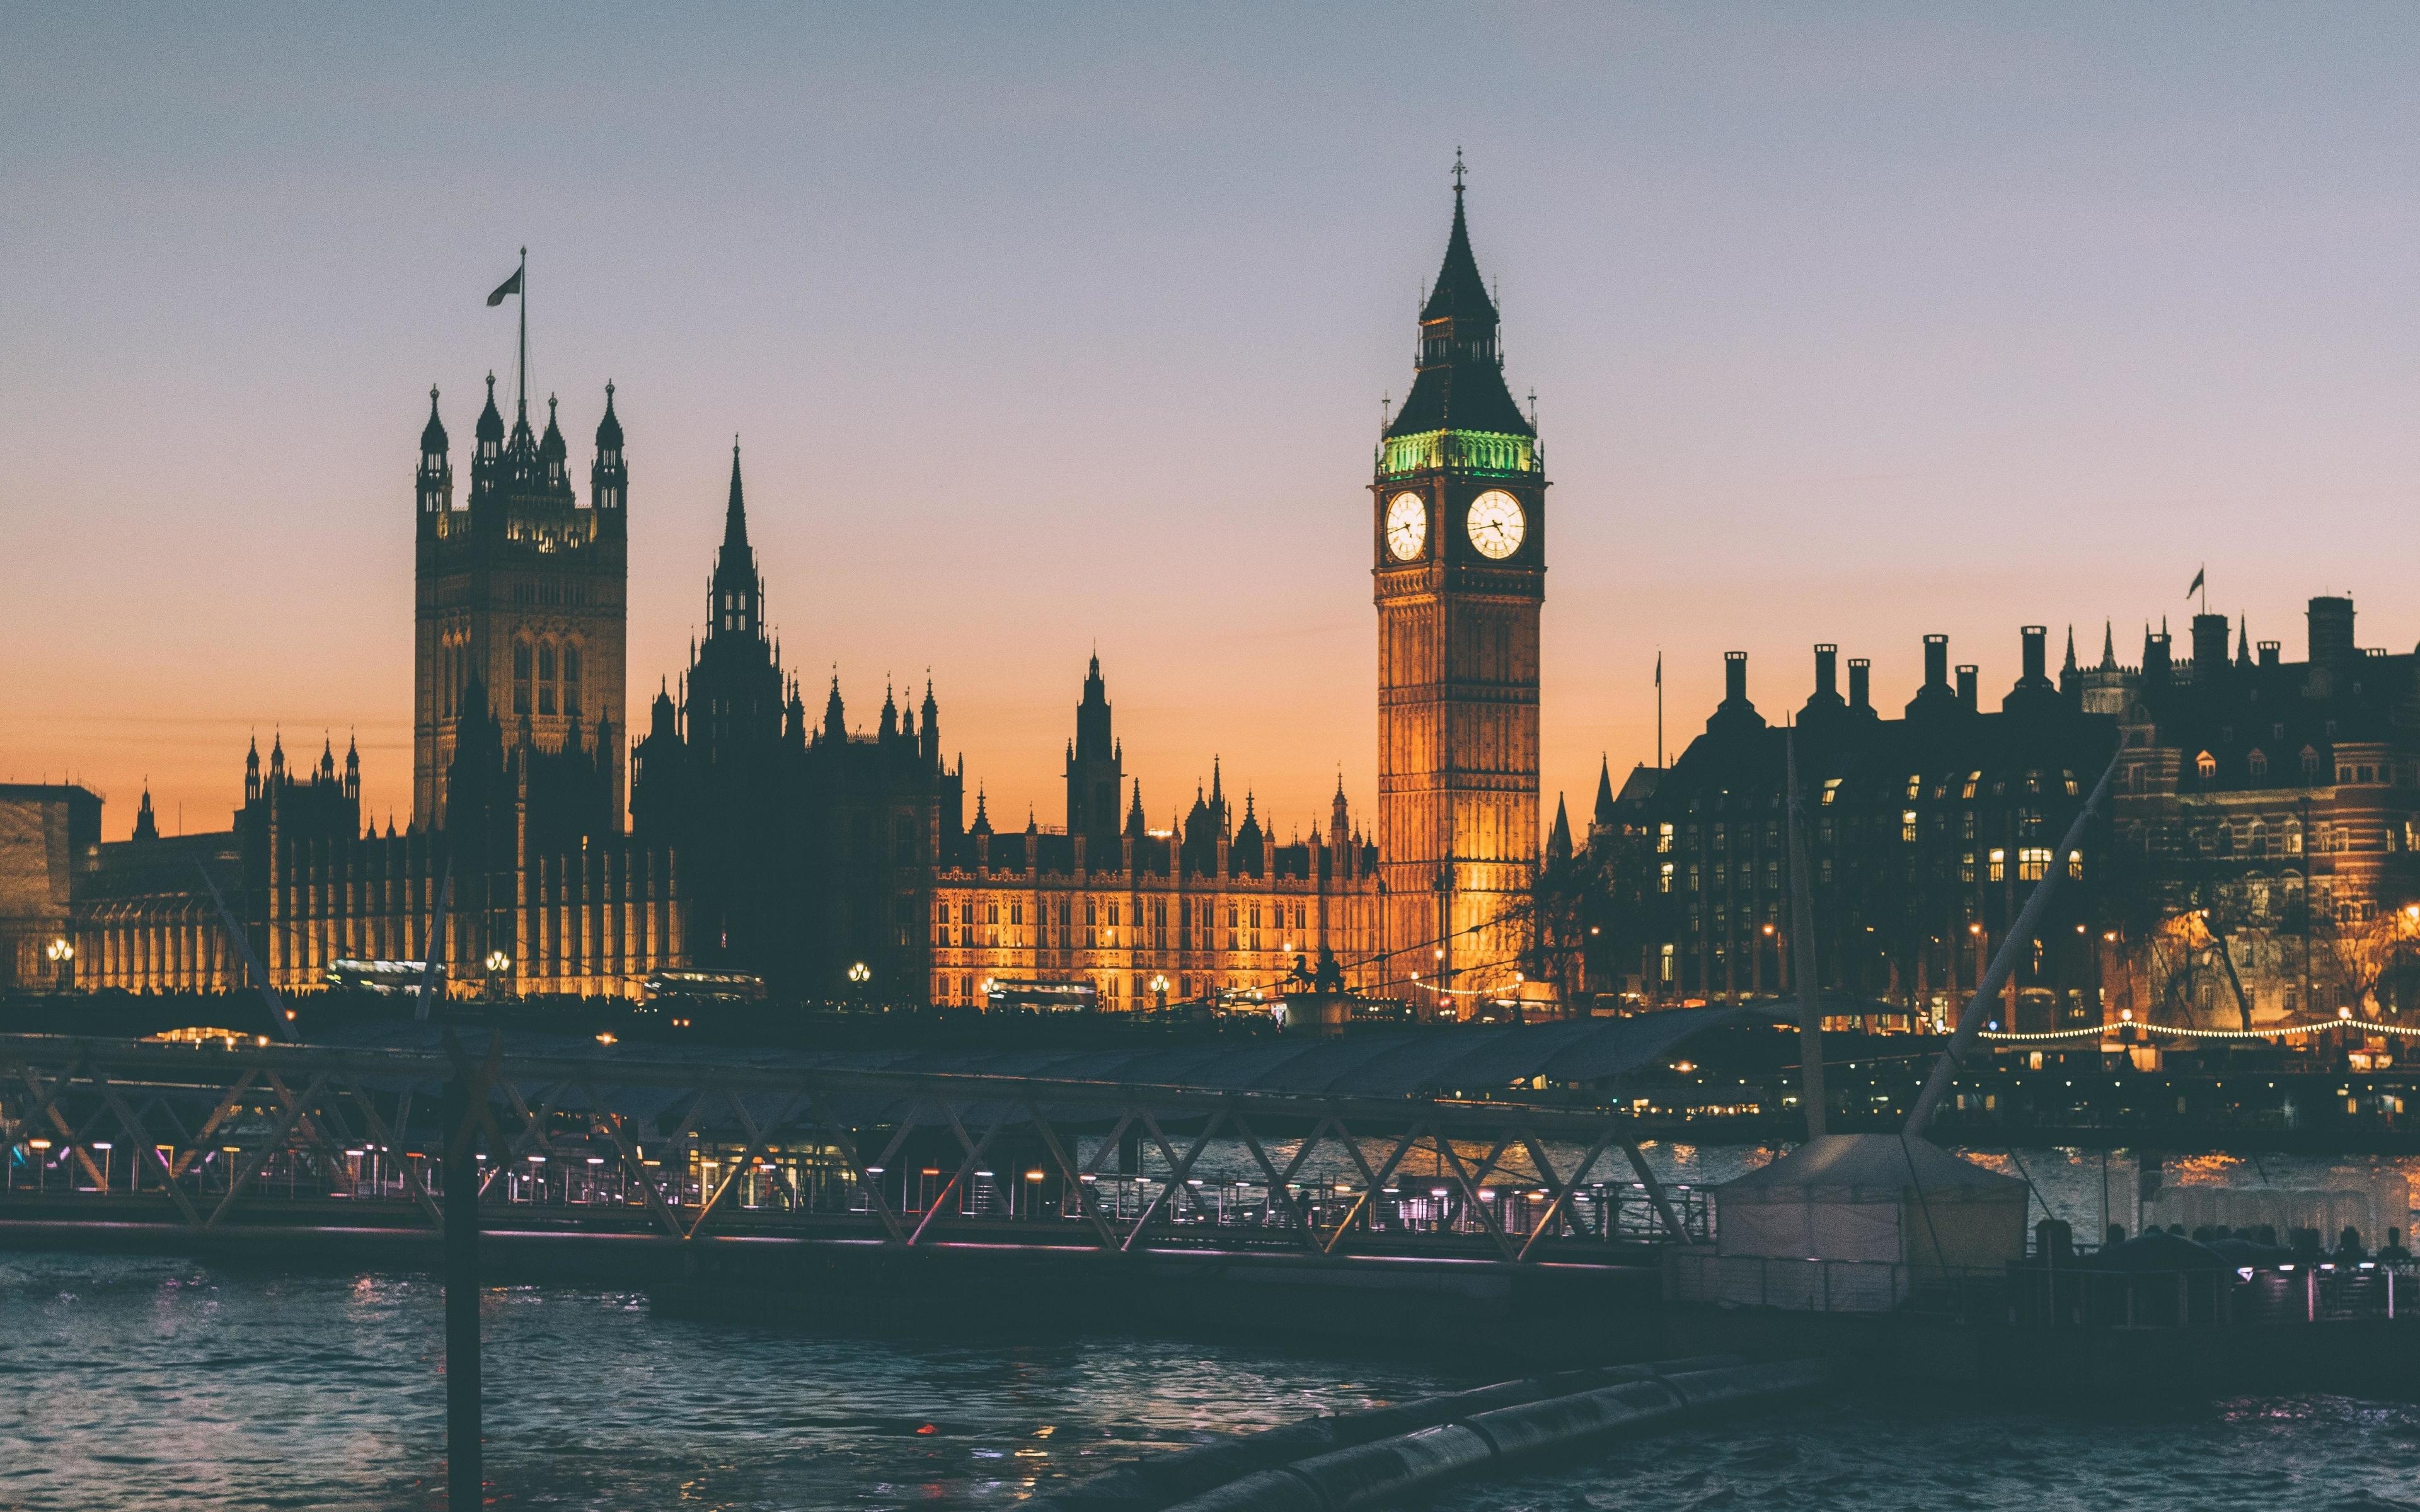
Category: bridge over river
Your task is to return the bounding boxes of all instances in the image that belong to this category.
[0,1013,1771,1339]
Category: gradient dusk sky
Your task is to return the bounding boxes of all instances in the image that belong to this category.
[8,5,2420,844]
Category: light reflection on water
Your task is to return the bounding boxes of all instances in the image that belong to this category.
[0,1252,1459,1511]
[6,1143,2419,1510]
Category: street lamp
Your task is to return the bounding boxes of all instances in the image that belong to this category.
[1149,973,1169,1011]
[484,949,511,1000]
[45,936,73,990]
[848,961,871,983]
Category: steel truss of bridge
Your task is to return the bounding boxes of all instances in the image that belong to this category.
[0,1032,1708,1268]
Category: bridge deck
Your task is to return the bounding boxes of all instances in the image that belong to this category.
[0,1031,1709,1280]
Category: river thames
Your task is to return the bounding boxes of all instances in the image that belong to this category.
[6,1142,2416,1511]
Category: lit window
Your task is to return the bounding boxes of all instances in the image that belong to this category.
[1821,779,1840,806]
[2019,847,2052,881]
[1988,848,2007,882]
[2248,749,2267,779]
[1657,823,1674,853]
[2196,751,2216,779]
[1659,862,1674,894]
[1902,811,1918,844]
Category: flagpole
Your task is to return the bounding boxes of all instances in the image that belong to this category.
[1656,651,1664,769]
[516,246,528,417]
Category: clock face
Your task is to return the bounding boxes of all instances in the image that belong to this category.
[1466,490,1526,559]
[1384,492,1427,561]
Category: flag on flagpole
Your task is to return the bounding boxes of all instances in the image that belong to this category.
[1654,652,1661,687]
[2186,566,2204,600]
[486,266,523,306]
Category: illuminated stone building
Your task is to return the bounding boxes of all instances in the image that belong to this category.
[69,731,682,999]
[0,783,100,992]
[1582,595,2420,1031]
[925,660,1383,1009]
[1373,164,1546,1009]
[2097,596,2420,1024]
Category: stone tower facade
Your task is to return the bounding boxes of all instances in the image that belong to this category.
[1372,166,1547,1012]
[412,375,628,830]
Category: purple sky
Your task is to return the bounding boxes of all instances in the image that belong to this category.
[7,5,2420,842]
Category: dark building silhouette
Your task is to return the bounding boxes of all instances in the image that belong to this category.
[413,374,627,831]
[629,443,962,996]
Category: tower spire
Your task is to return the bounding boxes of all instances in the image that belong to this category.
[722,437,749,553]
[1387,154,1529,440]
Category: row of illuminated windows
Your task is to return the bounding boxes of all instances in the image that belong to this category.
[1657,805,2056,857]
[930,895,1313,951]
[932,974,1237,1007]
[1659,846,2082,901]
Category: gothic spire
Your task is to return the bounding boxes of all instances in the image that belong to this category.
[475,371,504,445]
[1547,794,1573,864]
[538,393,567,464]
[1593,754,1617,827]
[1388,152,1531,440]
[594,381,623,450]
[2062,626,2078,677]
[421,385,447,453]
[722,437,749,554]
[2100,619,2116,670]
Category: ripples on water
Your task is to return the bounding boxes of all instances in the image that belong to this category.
[6,1143,2419,1511]
[0,1252,1456,1510]
[1436,1394,2420,1512]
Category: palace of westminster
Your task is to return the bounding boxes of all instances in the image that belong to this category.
[9,173,2420,1035]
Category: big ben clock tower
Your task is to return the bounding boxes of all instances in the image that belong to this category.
[1373,159,1545,1014]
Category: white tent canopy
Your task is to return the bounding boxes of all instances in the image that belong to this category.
[1715,1133,2028,1271]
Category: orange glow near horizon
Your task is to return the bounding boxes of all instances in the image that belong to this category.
[8,9,2420,842]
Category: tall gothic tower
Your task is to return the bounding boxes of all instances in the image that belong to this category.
[1372,163,1545,1011]
[413,375,628,828]
[1064,654,1124,850]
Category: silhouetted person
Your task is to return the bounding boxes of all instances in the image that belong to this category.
[2106,1223,2128,1247]
[2338,1226,2367,1263]
[2378,1227,2412,1264]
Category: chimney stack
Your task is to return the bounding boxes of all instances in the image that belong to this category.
[2258,639,2280,670]
[1848,658,1871,711]
[2308,596,2356,672]
[1923,634,1949,689]
[1956,665,1978,712]
[2020,625,2047,685]
[1724,650,1748,706]
[1813,643,1838,701]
